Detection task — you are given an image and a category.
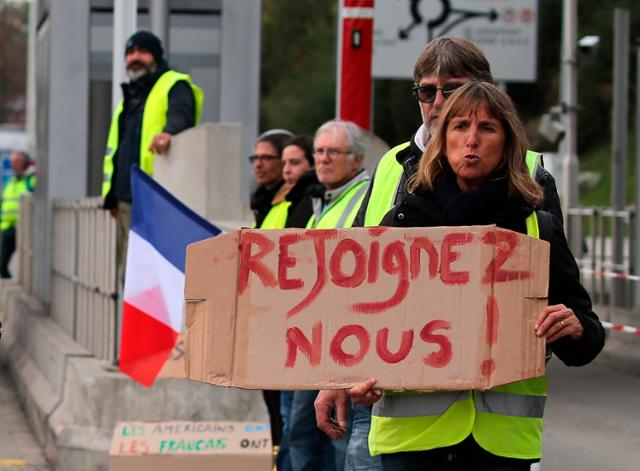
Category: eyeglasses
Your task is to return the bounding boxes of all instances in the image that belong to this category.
[248,154,280,164]
[412,83,465,104]
[313,147,352,158]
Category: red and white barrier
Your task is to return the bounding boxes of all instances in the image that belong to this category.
[602,320,640,336]
[579,268,640,282]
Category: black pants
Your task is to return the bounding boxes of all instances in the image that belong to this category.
[0,228,16,279]
[263,390,283,446]
[380,436,534,471]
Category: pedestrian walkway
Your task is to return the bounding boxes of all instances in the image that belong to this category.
[0,366,50,471]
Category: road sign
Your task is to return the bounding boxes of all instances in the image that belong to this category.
[373,0,538,82]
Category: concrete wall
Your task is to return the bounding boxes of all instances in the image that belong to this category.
[0,282,268,471]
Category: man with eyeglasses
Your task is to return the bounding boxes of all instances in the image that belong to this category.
[305,120,370,229]
[250,129,293,228]
[315,37,563,470]
[286,119,374,471]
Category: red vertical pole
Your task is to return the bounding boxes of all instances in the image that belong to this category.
[337,0,374,131]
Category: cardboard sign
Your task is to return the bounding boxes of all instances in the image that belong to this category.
[184,226,549,391]
[109,420,272,471]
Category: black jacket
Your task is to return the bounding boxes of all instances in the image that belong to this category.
[285,171,320,228]
[251,180,284,227]
[353,133,564,227]
[381,184,605,367]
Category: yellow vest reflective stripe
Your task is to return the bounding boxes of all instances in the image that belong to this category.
[1,176,35,231]
[101,70,204,197]
[306,180,369,229]
[363,143,408,227]
[260,200,292,229]
[369,157,546,460]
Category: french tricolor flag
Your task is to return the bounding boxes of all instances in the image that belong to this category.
[119,166,220,387]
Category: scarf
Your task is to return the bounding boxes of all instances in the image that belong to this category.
[433,170,534,234]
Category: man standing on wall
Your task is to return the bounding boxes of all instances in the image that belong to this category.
[101,30,203,285]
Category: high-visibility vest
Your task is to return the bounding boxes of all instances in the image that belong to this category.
[260,200,292,229]
[363,144,542,227]
[1,175,36,231]
[369,154,546,460]
[306,179,369,229]
[363,143,409,227]
[101,70,204,198]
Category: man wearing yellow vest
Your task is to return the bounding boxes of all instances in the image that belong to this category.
[288,119,381,471]
[0,151,36,279]
[315,37,565,468]
[101,30,203,285]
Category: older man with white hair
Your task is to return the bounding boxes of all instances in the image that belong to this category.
[287,119,379,471]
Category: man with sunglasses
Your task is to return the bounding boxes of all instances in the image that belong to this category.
[353,36,563,228]
[315,36,563,468]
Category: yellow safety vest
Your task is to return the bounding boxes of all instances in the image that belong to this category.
[260,200,292,229]
[363,144,542,227]
[306,179,369,229]
[101,70,204,197]
[369,154,546,460]
[1,175,36,231]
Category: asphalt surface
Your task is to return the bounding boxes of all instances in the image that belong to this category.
[0,356,637,471]
[541,356,640,470]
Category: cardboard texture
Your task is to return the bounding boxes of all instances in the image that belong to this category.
[156,334,186,378]
[184,226,549,391]
[109,420,272,471]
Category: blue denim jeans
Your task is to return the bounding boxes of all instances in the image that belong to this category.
[276,390,294,471]
[344,404,382,471]
[289,390,348,471]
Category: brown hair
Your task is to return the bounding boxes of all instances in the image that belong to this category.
[413,37,494,84]
[410,81,543,207]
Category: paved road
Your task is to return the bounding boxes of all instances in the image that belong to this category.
[0,367,50,471]
[541,357,640,471]
[0,357,637,471]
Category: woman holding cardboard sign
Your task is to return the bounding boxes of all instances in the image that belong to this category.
[347,82,605,470]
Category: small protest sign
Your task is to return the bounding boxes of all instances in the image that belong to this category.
[109,420,272,471]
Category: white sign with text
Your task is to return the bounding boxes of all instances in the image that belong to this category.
[373,0,538,82]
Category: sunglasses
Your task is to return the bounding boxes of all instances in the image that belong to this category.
[412,83,465,104]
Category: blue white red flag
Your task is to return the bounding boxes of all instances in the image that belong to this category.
[119,166,221,387]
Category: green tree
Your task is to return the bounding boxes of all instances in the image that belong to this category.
[0,1,28,126]
[261,0,338,135]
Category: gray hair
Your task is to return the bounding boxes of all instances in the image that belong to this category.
[413,37,493,84]
[314,119,367,160]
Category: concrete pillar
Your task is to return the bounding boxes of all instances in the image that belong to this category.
[220,0,261,203]
[150,0,169,58]
[32,0,90,302]
[153,123,251,227]
[112,0,137,115]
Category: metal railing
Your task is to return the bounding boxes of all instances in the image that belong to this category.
[567,206,635,308]
[51,198,117,362]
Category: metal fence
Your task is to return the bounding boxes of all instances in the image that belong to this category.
[51,198,117,362]
[567,206,635,308]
